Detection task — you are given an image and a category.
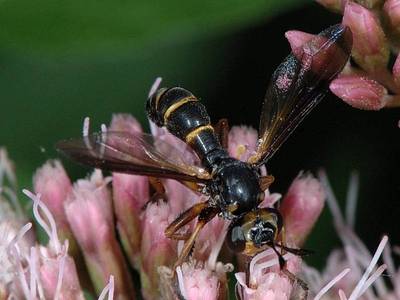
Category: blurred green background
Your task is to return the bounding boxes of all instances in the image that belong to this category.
[0,0,399,269]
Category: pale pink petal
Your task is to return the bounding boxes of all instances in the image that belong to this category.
[343,2,389,72]
[330,74,387,110]
[285,30,315,56]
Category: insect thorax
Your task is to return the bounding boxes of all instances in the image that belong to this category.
[211,159,262,218]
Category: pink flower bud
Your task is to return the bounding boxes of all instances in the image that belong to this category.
[280,173,325,245]
[109,113,142,134]
[109,114,149,268]
[330,74,387,110]
[383,0,400,38]
[140,201,177,299]
[65,171,112,253]
[39,253,85,300]
[285,30,315,56]
[228,126,258,162]
[176,262,228,300]
[16,191,85,300]
[65,170,135,298]
[343,2,389,72]
[316,0,347,12]
[33,160,73,242]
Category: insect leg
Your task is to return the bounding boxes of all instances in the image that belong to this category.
[214,118,229,149]
[141,177,167,210]
[245,257,253,288]
[165,201,208,240]
[282,268,309,300]
[172,206,218,269]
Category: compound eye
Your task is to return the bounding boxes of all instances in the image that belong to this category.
[226,223,246,253]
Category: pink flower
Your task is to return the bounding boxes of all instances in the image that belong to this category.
[301,172,390,299]
[39,253,84,300]
[383,0,400,39]
[65,170,113,253]
[33,160,74,244]
[280,173,325,246]
[109,114,149,268]
[342,2,389,72]
[236,249,303,300]
[140,201,178,299]
[11,190,85,300]
[330,74,387,110]
[176,261,230,300]
[285,30,315,55]
[228,126,258,162]
[64,170,135,298]
[109,113,143,134]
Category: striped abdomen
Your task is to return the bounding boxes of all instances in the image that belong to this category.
[146,87,227,169]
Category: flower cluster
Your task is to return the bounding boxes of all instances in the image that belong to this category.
[287,0,400,110]
[0,109,396,299]
[301,171,394,300]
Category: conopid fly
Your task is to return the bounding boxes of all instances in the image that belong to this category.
[57,24,352,290]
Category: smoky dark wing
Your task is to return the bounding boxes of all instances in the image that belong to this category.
[56,131,211,183]
[249,24,352,166]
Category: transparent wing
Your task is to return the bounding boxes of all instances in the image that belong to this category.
[249,24,352,166]
[56,131,211,183]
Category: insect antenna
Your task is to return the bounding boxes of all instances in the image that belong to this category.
[269,242,286,270]
[276,243,314,257]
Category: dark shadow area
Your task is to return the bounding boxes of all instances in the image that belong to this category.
[200,3,400,265]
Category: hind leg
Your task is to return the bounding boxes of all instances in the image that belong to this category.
[165,201,209,240]
[169,202,218,270]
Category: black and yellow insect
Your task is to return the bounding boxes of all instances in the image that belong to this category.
[57,24,352,279]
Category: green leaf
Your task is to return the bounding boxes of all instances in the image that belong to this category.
[0,0,308,55]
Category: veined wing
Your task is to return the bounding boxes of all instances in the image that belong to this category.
[249,24,352,166]
[57,130,211,183]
